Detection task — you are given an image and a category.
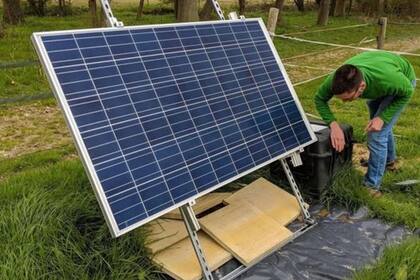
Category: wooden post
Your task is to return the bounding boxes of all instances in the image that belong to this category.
[317,0,330,26]
[376,17,387,49]
[267,8,279,39]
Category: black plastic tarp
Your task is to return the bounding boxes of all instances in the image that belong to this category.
[217,206,411,280]
[160,205,412,280]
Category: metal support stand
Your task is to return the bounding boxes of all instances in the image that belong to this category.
[180,202,214,280]
[100,0,124,27]
[211,0,226,20]
[280,155,314,224]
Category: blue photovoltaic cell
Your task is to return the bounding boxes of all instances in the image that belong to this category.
[34,19,314,235]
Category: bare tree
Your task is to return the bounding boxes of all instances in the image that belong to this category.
[335,0,346,16]
[177,0,199,22]
[89,0,98,27]
[347,0,353,15]
[329,0,336,16]
[275,0,285,25]
[0,22,5,37]
[294,0,304,11]
[136,0,145,19]
[27,0,48,17]
[376,0,384,15]
[2,0,24,24]
[317,0,330,26]
[239,0,245,15]
[199,0,213,20]
[174,0,179,19]
[58,0,67,16]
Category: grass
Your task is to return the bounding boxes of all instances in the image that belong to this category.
[0,160,158,279]
[353,236,420,280]
[0,4,419,280]
[0,145,75,180]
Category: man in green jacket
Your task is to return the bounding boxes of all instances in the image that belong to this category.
[314,51,416,193]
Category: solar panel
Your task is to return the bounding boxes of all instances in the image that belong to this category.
[32,19,316,237]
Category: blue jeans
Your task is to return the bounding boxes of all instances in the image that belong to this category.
[364,80,416,189]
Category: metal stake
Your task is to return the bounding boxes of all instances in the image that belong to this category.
[180,202,214,280]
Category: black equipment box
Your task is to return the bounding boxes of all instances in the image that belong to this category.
[270,121,354,198]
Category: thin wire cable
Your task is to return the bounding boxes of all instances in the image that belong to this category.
[292,72,333,87]
[282,38,375,61]
[283,23,371,36]
[276,34,420,57]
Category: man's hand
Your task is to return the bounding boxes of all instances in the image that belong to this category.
[330,121,345,152]
[365,117,384,132]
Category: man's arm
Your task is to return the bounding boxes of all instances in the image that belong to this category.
[314,94,337,125]
[314,76,346,152]
[314,75,336,125]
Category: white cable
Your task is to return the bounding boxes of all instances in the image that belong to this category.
[276,34,420,57]
[292,72,333,86]
[284,63,335,71]
[283,23,370,36]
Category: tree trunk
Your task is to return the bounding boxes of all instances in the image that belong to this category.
[275,0,285,25]
[58,0,66,16]
[0,22,5,37]
[89,0,98,27]
[239,0,245,15]
[329,0,336,16]
[335,0,346,16]
[2,0,24,24]
[136,0,145,19]
[347,0,353,15]
[317,0,330,26]
[376,0,384,15]
[294,0,304,12]
[199,0,213,20]
[39,0,46,16]
[177,0,199,22]
[174,0,179,19]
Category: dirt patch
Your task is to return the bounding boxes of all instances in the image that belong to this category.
[352,143,369,173]
[0,102,72,159]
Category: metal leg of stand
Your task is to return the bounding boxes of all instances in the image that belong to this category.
[180,203,214,280]
[280,158,314,224]
[100,0,124,27]
[211,0,226,20]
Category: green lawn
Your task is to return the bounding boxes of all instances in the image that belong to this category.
[0,4,419,280]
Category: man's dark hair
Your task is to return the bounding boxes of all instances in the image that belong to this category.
[331,64,363,95]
